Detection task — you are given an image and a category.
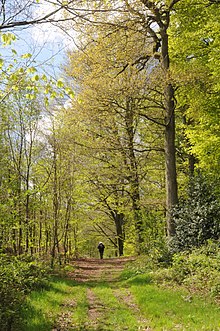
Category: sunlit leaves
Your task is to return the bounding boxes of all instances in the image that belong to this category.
[0,41,73,106]
[170,0,220,179]
[31,74,40,82]
[11,49,17,55]
[56,78,64,88]
[0,33,16,46]
[65,87,74,98]
[21,53,32,59]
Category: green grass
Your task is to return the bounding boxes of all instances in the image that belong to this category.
[21,278,89,331]
[92,286,140,330]
[129,275,220,331]
[21,274,220,331]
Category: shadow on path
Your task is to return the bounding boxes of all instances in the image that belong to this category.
[66,257,136,283]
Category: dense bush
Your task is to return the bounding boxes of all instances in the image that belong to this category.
[170,241,220,297]
[123,241,220,300]
[170,174,220,252]
[0,254,50,331]
[152,241,220,299]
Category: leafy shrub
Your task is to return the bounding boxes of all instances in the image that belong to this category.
[169,241,220,298]
[120,253,164,282]
[170,174,220,252]
[0,254,50,331]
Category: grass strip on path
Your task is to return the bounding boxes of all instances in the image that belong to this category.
[90,284,142,330]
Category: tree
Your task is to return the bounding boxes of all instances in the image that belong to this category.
[0,0,180,240]
[64,20,166,254]
[169,0,220,182]
[62,0,180,242]
[0,82,44,254]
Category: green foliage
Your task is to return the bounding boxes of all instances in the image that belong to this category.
[0,254,50,331]
[1,33,16,46]
[170,0,220,178]
[120,254,163,282]
[121,242,220,301]
[170,174,220,252]
[170,241,220,298]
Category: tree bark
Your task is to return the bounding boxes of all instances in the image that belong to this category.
[125,98,144,248]
[114,211,124,256]
[159,16,178,237]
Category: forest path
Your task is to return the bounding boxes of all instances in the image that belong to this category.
[67,257,136,283]
[52,257,151,331]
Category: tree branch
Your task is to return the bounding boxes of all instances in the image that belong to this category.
[168,0,182,10]
[94,224,117,247]
[0,4,64,30]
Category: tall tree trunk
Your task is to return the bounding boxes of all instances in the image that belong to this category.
[161,21,178,237]
[126,98,144,248]
[113,211,124,256]
[25,192,30,252]
[132,1,180,238]
[51,129,60,267]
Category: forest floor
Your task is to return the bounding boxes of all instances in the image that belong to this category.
[52,256,151,331]
[23,257,220,331]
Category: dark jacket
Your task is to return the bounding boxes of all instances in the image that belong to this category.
[98,243,105,251]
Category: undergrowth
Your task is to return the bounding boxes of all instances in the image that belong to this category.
[0,254,50,331]
[121,240,220,300]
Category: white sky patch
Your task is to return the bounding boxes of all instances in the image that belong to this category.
[7,1,78,75]
[30,1,74,49]
[31,22,71,48]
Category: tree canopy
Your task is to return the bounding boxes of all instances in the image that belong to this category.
[0,0,219,260]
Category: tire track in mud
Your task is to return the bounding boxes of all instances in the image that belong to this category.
[86,288,108,330]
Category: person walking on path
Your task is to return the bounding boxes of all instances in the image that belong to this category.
[97,242,105,259]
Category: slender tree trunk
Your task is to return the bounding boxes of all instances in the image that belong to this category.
[18,182,23,255]
[38,208,43,255]
[63,198,71,263]
[73,223,79,258]
[125,98,144,248]
[25,135,33,253]
[161,24,178,237]
[51,130,60,267]
[113,211,124,256]
[25,192,30,252]
[12,228,17,255]
[51,168,60,267]
[182,115,196,176]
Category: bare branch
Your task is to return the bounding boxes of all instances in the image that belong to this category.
[139,112,166,127]
[94,224,117,247]
[0,5,64,30]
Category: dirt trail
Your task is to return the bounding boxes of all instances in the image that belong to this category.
[67,256,136,283]
[52,257,152,331]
